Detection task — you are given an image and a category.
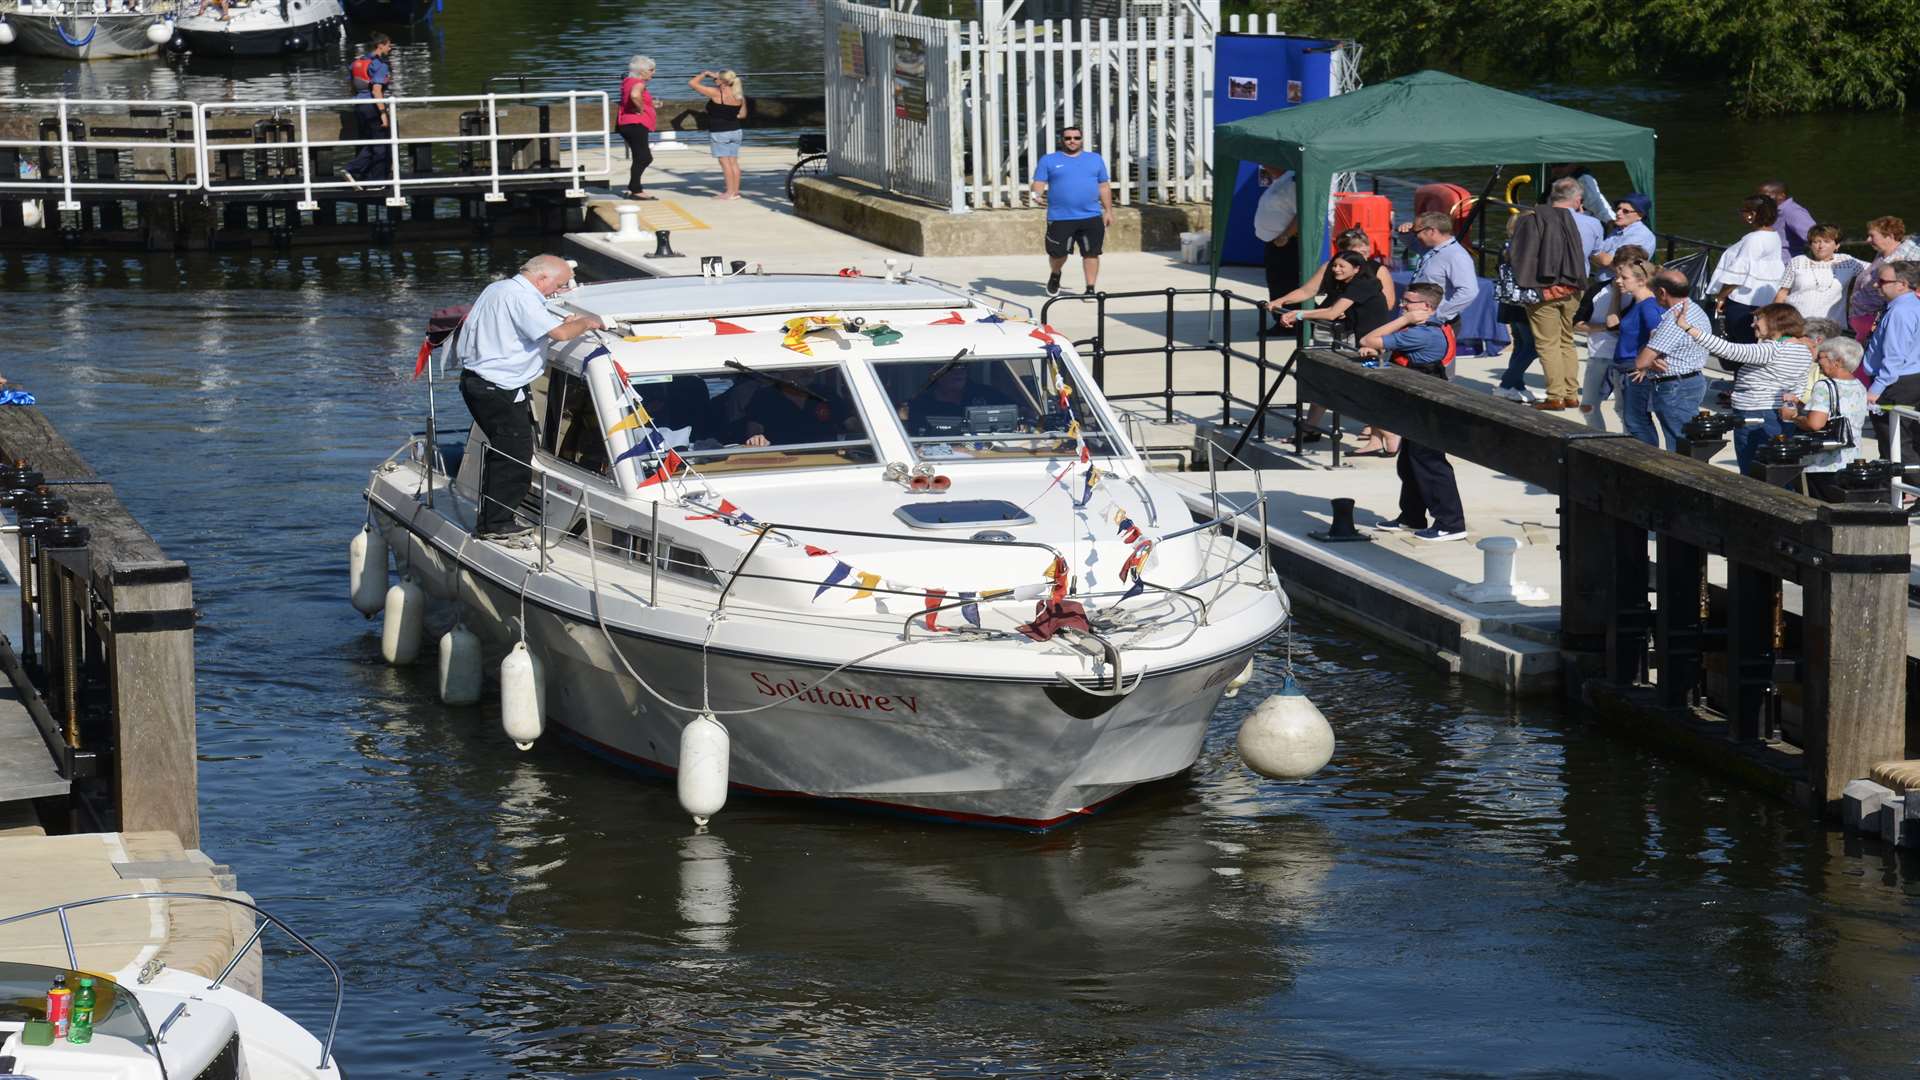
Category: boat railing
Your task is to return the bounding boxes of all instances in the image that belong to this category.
[0,890,343,1073]
[0,96,204,211]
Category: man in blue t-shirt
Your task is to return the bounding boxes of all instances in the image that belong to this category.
[1030,126,1113,296]
[1359,283,1467,542]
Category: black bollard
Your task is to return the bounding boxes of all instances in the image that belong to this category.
[651,229,682,258]
[1309,497,1372,543]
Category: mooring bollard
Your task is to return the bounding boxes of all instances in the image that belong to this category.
[651,229,681,258]
[1308,497,1370,543]
[614,203,645,240]
[1451,536,1546,603]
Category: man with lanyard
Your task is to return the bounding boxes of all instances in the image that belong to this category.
[1589,192,1656,282]
[344,33,394,184]
[1624,269,1711,450]
[1361,283,1466,543]
[1030,126,1113,297]
[1862,261,1920,469]
[1407,212,1477,329]
[455,255,605,544]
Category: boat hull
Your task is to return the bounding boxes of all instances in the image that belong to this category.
[174,11,344,56]
[375,505,1265,830]
[7,15,169,59]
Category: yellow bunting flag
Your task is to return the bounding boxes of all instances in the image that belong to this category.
[604,404,653,437]
[623,334,674,343]
[847,571,882,602]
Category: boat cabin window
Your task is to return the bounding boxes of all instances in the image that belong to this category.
[544,369,610,475]
[622,363,876,475]
[871,352,1117,460]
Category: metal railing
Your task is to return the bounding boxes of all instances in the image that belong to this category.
[0,96,201,212]
[0,91,611,208]
[197,91,611,208]
[0,891,343,1073]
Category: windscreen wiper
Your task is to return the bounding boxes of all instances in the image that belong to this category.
[724,359,829,403]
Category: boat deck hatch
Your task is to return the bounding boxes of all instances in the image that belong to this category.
[893,499,1035,530]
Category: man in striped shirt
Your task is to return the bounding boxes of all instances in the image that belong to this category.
[1622,269,1710,450]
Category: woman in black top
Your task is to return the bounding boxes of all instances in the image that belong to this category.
[690,69,748,199]
[1278,251,1392,342]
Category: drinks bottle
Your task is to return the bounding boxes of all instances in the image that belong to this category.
[46,974,70,1039]
[69,976,95,1044]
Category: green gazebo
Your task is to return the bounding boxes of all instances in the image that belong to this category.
[1209,70,1658,283]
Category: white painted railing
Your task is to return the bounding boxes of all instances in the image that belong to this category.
[823,0,965,212]
[196,91,612,209]
[0,91,611,209]
[959,12,1216,209]
[0,97,201,211]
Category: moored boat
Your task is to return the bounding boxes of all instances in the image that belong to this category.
[0,0,178,60]
[168,0,344,57]
[360,272,1290,829]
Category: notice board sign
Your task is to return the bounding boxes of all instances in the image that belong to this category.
[839,27,865,79]
[893,34,928,123]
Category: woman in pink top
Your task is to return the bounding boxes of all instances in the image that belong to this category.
[617,55,658,199]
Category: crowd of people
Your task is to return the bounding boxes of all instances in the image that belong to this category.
[1457,171,1916,506]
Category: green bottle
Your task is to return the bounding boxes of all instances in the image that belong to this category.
[68,976,94,1044]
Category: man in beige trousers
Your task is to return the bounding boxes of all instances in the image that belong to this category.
[1508,179,1592,409]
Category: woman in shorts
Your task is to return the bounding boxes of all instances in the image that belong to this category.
[690,69,748,200]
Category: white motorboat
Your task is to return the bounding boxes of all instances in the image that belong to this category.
[0,891,344,1079]
[168,0,344,58]
[360,273,1289,829]
[0,0,178,60]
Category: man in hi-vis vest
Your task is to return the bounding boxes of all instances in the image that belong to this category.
[344,34,394,184]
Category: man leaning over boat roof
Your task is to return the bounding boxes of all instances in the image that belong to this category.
[454,254,605,546]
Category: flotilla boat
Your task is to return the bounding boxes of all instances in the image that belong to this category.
[358,273,1291,829]
[168,0,344,58]
[0,892,344,1079]
[0,0,178,60]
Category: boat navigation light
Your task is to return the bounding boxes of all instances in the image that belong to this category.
[1235,676,1335,781]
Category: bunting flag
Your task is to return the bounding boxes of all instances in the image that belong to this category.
[959,591,981,627]
[1045,555,1070,606]
[711,318,752,335]
[861,324,903,346]
[636,450,684,487]
[623,334,674,343]
[1122,579,1146,601]
[412,338,433,379]
[1075,465,1101,508]
[584,345,611,362]
[685,499,740,522]
[1119,539,1154,583]
[605,402,654,437]
[977,313,1005,324]
[980,588,1013,600]
[611,428,665,465]
[803,545,835,557]
[923,588,947,632]
[1029,325,1063,345]
[933,310,967,325]
[610,357,635,386]
[813,560,853,601]
[848,571,882,602]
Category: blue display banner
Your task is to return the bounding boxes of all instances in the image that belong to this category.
[1214,34,1337,266]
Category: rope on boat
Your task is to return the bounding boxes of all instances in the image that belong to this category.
[56,17,98,47]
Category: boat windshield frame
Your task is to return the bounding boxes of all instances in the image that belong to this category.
[868,348,1124,464]
[624,358,882,476]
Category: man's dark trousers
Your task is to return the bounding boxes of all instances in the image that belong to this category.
[1263,237,1299,328]
[1394,362,1466,532]
[345,103,391,180]
[460,371,534,535]
[1872,377,1920,467]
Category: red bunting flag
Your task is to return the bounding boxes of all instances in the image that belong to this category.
[686,499,739,522]
[923,588,947,632]
[711,318,752,335]
[803,545,835,557]
[412,338,433,379]
[932,310,967,325]
[1045,555,1070,606]
[637,450,684,487]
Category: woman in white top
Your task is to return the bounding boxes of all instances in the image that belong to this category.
[1707,194,1787,345]
[1674,300,1812,477]
[1779,223,1868,323]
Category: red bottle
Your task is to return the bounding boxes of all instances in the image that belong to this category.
[46,974,71,1038]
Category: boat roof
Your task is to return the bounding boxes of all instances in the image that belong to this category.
[550,319,1072,376]
[557,274,993,325]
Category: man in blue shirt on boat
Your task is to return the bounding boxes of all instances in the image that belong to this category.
[455,255,605,544]
[344,33,393,183]
[1030,126,1113,297]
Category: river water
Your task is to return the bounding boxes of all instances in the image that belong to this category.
[1,4,1918,1077]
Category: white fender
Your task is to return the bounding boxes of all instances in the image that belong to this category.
[581,346,646,494]
[437,624,482,706]
[349,524,388,617]
[1236,677,1335,780]
[677,713,730,826]
[0,23,16,46]
[1223,657,1255,699]
[378,577,424,665]
[500,642,544,750]
[145,21,174,44]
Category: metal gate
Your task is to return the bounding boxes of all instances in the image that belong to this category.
[823,0,965,213]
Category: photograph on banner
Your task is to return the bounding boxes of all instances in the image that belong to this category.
[893,34,928,122]
[1287,79,1303,103]
[1228,76,1258,100]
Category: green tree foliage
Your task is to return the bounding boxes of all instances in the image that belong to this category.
[1234,0,1920,114]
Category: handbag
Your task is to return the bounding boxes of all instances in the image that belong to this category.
[1816,377,1856,448]
[1493,256,1540,309]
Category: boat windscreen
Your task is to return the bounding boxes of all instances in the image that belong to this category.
[627,363,877,474]
[871,353,1117,461]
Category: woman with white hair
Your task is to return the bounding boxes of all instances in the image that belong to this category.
[617,55,658,199]
[1781,335,1869,502]
[690,69,748,199]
